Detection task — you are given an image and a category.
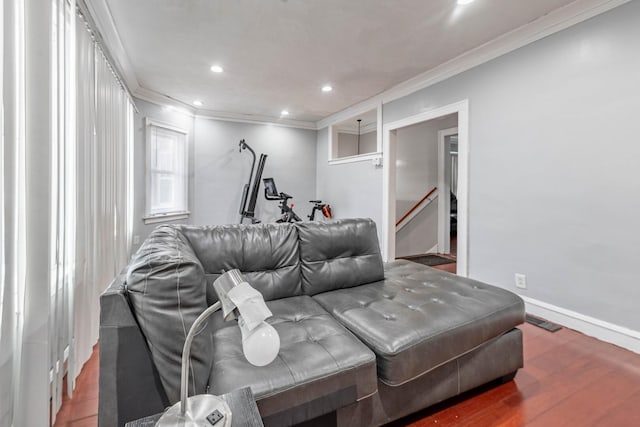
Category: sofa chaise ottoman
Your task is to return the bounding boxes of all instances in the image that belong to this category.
[99,218,524,426]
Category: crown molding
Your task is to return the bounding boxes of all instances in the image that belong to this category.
[82,0,140,92]
[134,86,317,130]
[317,98,382,131]
[195,111,318,130]
[134,86,197,115]
[317,0,631,129]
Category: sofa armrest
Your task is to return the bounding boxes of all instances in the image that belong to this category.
[99,274,169,427]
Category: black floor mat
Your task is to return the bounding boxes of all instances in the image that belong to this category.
[399,254,456,267]
[525,314,562,332]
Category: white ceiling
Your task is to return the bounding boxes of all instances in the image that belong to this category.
[101,0,581,125]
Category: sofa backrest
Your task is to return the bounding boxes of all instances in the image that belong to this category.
[125,225,211,404]
[295,218,385,295]
[178,222,302,305]
[123,219,383,404]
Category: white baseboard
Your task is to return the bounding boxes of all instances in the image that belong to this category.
[520,295,640,354]
[427,244,439,254]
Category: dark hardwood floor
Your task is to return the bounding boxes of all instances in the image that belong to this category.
[54,345,99,427]
[54,262,640,426]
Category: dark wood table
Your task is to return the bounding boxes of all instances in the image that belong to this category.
[125,387,263,427]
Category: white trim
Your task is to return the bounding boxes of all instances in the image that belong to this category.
[319,97,381,130]
[382,127,397,263]
[382,100,469,276]
[195,111,316,131]
[328,152,382,166]
[396,192,438,232]
[316,0,631,130]
[328,103,382,161]
[521,296,640,354]
[134,86,196,115]
[134,86,318,130]
[427,244,438,255]
[145,118,190,218]
[437,127,458,254]
[145,117,189,135]
[143,211,190,225]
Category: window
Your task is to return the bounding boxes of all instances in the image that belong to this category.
[328,105,382,165]
[145,119,189,223]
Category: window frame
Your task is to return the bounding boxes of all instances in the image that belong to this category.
[144,118,190,224]
[328,103,383,165]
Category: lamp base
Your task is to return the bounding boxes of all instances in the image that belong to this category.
[155,394,232,427]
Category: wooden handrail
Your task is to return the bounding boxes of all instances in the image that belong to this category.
[396,187,437,227]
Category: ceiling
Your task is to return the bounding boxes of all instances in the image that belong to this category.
[101,0,581,125]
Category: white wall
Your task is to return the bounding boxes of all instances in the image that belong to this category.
[396,203,439,257]
[133,99,317,248]
[337,131,377,157]
[193,118,317,225]
[317,1,640,333]
[316,128,384,242]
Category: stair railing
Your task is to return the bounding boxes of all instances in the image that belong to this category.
[396,187,438,231]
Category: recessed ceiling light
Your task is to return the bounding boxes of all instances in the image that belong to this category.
[457,0,474,4]
[193,100,203,107]
[210,65,224,73]
[281,110,289,116]
[321,85,333,92]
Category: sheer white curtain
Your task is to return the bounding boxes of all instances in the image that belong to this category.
[1,0,134,424]
[50,0,76,419]
[73,10,134,385]
[1,1,28,425]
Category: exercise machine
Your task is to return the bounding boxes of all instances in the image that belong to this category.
[308,200,332,221]
[263,177,332,223]
[263,177,302,223]
[238,140,267,224]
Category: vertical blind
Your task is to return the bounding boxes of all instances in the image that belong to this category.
[1,1,28,425]
[1,0,134,424]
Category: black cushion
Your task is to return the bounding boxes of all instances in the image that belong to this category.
[313,260,525,386]
[295,218,384,295]
[208,296,377,420]
[178,223,302,304]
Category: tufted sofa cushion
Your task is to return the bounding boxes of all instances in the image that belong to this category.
[125,225,211,404]
[208,295,377,424]
[313,259,525,386]
[178,223,302,305]
[295,218,384,296]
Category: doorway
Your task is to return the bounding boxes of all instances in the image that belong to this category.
[382,100,469,276]
[438,128,458,256]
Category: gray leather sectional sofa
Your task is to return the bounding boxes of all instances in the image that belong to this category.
[99,218,524,426]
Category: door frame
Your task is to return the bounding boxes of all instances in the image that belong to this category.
[437,127,458,254]
[382,100,469,276]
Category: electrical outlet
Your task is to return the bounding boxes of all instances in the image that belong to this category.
[515,273,527,289]
[133,235,141,245]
